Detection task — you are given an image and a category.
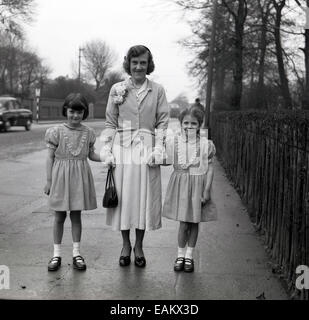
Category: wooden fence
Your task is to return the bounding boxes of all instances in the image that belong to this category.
[211,110,309,300]
[21,97,95,120]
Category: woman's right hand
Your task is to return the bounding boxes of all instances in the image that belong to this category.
[44,181,51,195]
[105,152,116,167]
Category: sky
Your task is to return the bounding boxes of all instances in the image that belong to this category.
[24,0,199,103]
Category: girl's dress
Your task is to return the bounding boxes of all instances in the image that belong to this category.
[162,134,217,223]
[102,78,169,231]
[45,123,97,211]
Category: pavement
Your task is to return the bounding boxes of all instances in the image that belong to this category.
[0,119,288,300]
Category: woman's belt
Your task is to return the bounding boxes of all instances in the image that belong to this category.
[115,128,155,148]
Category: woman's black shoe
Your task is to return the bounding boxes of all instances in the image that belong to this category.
[119,247,131,266]
[134,248,146,268]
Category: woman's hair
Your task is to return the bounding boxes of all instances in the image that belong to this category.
[62,93,89,120]
[178,107,204,128]
[123,45,155,75]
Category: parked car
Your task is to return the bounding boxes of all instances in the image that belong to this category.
[0,96,33,132]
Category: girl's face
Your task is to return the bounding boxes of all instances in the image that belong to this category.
[130,52,149,84]
[181,115,200,138]
[67,108,84,126]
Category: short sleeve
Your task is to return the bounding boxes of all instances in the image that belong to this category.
[89,128,96,153]
[45,127,59,150]
[208,140,216,163]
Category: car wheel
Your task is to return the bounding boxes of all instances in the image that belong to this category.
[25,120,32,131]
[4,120,11,132]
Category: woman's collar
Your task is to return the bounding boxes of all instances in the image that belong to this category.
[128,77,146,88]
[127,77,152,91]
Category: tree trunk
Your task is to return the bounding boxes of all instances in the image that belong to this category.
[257,10,269,109]
[273,0,293,109]
[214,62,226,110]
[213,8,228,111]
[302,0,309,109]
[231,0,247,110]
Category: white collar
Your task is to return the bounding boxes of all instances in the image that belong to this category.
[130,78,148,95]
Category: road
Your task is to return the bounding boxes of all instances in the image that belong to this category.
[0,120,105,160]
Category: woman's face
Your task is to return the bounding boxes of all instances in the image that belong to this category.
[67,108,84,126]
[130,52,149,83]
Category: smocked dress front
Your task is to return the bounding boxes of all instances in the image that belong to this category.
[45,123,97,211]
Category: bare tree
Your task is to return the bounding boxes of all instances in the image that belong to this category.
[295,0,309,109]
[222,0,248,109]
[82,40,116,91]
[0,0,36,37]
[271,0,293,108]
[0,34,50,97]
[170,92,190,110]
[256,0,273,109]
[176,2,234,110]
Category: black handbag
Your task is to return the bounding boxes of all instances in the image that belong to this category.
[102,166,118,208]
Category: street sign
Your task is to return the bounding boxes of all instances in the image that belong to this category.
[35,88,41,98]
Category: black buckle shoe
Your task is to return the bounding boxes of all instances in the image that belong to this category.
[48,256,61,271]
[134,247,146,268]
[174,257,185,271]
[73,255,87,271]
[119,247,131,267]
[184,258,194,272]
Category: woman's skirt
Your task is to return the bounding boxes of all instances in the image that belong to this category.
[106,132,162,231]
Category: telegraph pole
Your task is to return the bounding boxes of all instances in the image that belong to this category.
[204,0,218,139]
[78,47,84,90]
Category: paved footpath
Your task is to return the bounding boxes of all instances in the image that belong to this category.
[0,119,288,300]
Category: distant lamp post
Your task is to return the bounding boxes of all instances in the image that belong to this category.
[35,88,41,123]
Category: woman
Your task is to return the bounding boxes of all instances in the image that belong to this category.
[101,45,169,267]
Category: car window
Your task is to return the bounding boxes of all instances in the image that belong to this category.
[15,100,21,109]
[6,100,15,110]
[0,101,8,110]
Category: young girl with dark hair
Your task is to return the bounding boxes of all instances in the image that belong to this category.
[44,93,102,272]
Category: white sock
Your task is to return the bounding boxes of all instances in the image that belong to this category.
[53,244,61,258]
[177,247,186,258]
[185,246,194,261]
[73,242,80,257]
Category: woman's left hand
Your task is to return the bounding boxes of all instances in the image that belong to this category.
[147,152,159,167]
[146,149,163,167]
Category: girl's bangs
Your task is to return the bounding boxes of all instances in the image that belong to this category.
[69,102,86,110]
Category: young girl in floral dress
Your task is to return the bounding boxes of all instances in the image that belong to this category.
[44,93,102,271]
[163,107,217,272]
